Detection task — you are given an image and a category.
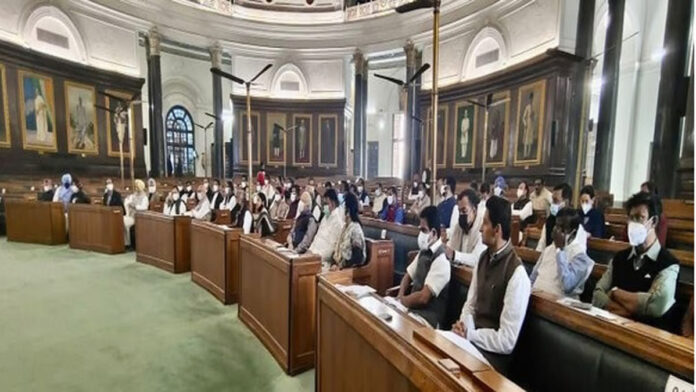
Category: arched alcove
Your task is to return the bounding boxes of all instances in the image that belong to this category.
[461,26,508,81]
[270,63,309,98]
[21,5,88,63]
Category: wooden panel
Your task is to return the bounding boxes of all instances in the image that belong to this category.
[68,203,124,254]
[273,219,293,244]
[351,239,395,295]
[135,211,191,273]
[190,221,237,304]
[238,236,320,375]
[173,216,192,273]
[5,200,66,245]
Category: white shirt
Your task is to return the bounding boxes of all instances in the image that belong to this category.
[446,201,459,240]
[406,239,451,297]
[453,237,487,268]
[511,200,533,221]
[309,205,345,262]
[536,225,548,252]
[165,200,187,216]
[242,210,253,234]
[189,198,211,220]
[459,251,531,355]
[222,195,237,211]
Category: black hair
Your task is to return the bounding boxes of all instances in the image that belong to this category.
[344,192,361,224]
[214,179,221,185]
[553,183,572,201]
[518,181,530,197]
[358,178,365,186]
[324,181,333,189]
[486,196,512,241]
[226,181,233,188]
[292,185,301,194]
[480,183,490,195]
[349,184,358,194]
[469,182,479,193]
[341,182,350,193]
[625,191,662,220]
[446,176,456,192]
[555,207,582,231]
[641,181,658,195]
[389,186,398,195]
[256,192,267,207]
[376,182,383,189]
[419,206,440,237]
[324,188,339,206]
[458,189,480,208]
[580,185,595,199]
[283,190,290,200]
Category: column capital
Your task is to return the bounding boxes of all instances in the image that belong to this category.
[404,40,418,68]
[209,42,223,69]
[352,49,368,76]
[148,27,161,57]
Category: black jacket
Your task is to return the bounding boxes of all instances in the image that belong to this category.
[70,191,91,204]
[37,190,54,202]
[103,190,125,213]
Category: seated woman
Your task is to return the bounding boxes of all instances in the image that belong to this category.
[220,181,237,211]
[579,185,605,238]
[409,182,431,216]
[379,186,404,224]
[251,192,275,237]
[269,187,289,220]
[286,192,318,254]
[164,189,187,216]
[329,193,366,270]
[186,185,211,221]
[511,181,534,232]
[356,178,370,209]
[123,179,149,247]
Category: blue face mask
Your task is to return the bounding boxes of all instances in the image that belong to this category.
[550,203,562,216]
[338,193,345,205]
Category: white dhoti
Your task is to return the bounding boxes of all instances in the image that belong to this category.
[124,216,135,246]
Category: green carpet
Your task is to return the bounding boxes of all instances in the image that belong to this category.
[0,238,314,392]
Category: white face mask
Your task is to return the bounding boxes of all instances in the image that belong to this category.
[172,193,180,201]
[417,231,431,251]
[440,185,446,195]
[186,185,192,192]
[285,183,291,188]
[627,221,650,246]
[70,185,79,193]
[375,189,382,196]
[177,185,183,191]
[387,195,394,205]
[43,185,51,192]
[290,193,297,202]
[550,203,562,216]
[358,186,363,193]
[413,182,418,188]
[494,187,503,196]
[241,181,247,188]
[148,186,156,193]
[106,184,114,192]
[203,182,209,189]
[581,202,592,214]
[212,185,219,192]
[516,189,524,198]
[418,190,424,198]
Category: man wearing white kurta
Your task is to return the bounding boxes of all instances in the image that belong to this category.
[123,179,149,247]
[446,189,486,268]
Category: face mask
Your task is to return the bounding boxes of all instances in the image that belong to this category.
[203,182,209,188]
[172,193,180,201]
[323,205,329,215]
[440,185,446,196]
[375,189,382,196]
[177,185,183,191]
[627,221,649,246]
[494,187,503,196]
[148,186,156,193]
[290,193,297,202]
[418,190,424,198]
[413,182,418,188]
[106,184,114,192]
[516,189,524,198]
[241,182,247,188]
[43,185,51,192]
[550,203,561,216]
[186,185,192,192]
[225,187,231,195]
[70,185,79,193]
[212,185,219,192]
[387,195,394,205]
[338,193,345,204]
[417,231,431,251]
[285,183,291,188]
[358,186,363,193]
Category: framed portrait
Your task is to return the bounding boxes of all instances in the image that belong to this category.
[65,81,98,155]
[0,63,9,148]
[453,101,477,168]
[483,90,510,167]
[266,112,287,165]
[514,79,546,165]
[240,111,260,164]
[106,90,135,158]
[425,106,448,168]
[18,69,57,152]
[318,114,338,167]
[292,113,312,167]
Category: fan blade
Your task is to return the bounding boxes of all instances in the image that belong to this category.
[411,115,423,123]
[210,68,245,85]
[99,91,127,103]
[374,74,404,86]
[205,112,220,120]
[94,104,116,114]
[249,64,273,84]
[205,122,214,129]
[193,122,205,128]
[395,0,434,13]
[466,99,485,108]
[408,63,431,85]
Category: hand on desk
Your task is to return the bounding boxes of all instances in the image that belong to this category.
[329,264,339,272]
[451,320,467,339]
[445,245,454,261]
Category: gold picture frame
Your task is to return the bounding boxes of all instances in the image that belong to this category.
[0,63,10,148]
[318,114,338,168]
[426,105,449,168]
[105,89,135,158]
[514,79,546,166]
[64,80,99,155]
[482,90,510,168]
[453,100,477,168]
[18,69,57,152]
[266,112,287,165]
[292,113,312,167]
[239,110,261,164]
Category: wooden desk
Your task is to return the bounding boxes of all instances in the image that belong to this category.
[68,203,125,254]
[190,221,249,304]
[272,219,293,244]
[135,211,192,273]
[212,209,231,225]
[238,236,321,375]
[316,272,522,391]
[5,200,67,245]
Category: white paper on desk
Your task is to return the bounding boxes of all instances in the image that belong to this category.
[438,330,490,366]
[664,375,694,392]
[336,284,376,298]
[557,297,618,321]
[383,296,408,313]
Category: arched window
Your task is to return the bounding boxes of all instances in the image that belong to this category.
[165,106,196,176]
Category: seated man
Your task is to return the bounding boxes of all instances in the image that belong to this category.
[38,179,54,201]
[407,173,421,201]
[186,185,212,221]
[530,177,553,215]
[164,189,187,216]
[530,207,594,299]
[220,181,237,211]
[147,178,162,205]
[330,193,367,270]
[445,189,486,268]
[397,206,450,328]
[69,181,91,204]
[379,186,404,224]
[452,196,531,372]
[286,185,300,220]
[287,192,318,254]
[409,182,431,216]
[53,173,74,210]
[592,192,680,330]
[309,189,345,266]
[370,183,387,216]
[103,178,124,213]
[438,176,458,237]
[123,179,149,247]
[536,183,572,251]
[209,179,224,210]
